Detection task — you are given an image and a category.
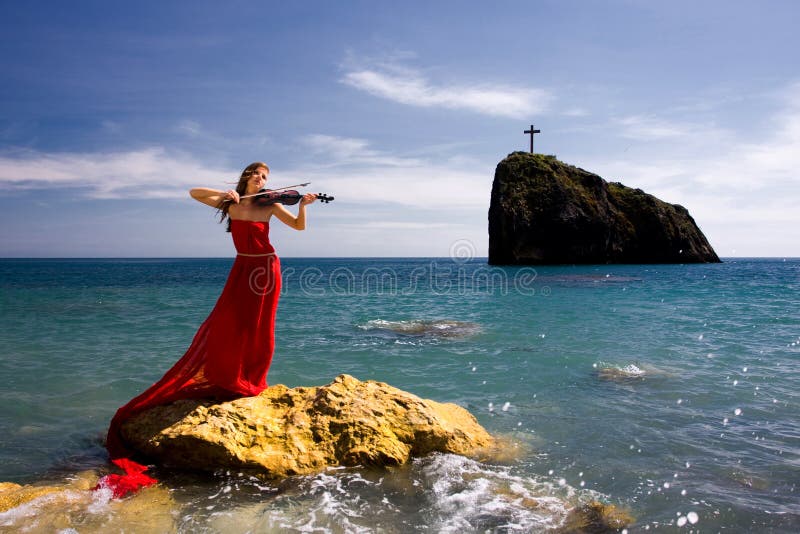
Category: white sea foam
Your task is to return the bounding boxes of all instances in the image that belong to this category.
[420,453,581,532]
[205,470,375,533]
[191,454,602,533]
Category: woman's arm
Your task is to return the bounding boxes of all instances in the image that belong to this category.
[270,193,316,230]
[190,188,238,208]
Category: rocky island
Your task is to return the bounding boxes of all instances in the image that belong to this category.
[488,152,720,264]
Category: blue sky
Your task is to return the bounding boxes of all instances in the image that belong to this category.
[1,0,798,257]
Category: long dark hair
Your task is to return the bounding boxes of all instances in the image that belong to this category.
[218,162,269,232]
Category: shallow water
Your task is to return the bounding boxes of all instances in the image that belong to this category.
[1,257,798,531]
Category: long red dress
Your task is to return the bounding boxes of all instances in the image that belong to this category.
[98,220,281,497]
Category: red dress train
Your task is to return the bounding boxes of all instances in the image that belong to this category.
[97,220,281,497]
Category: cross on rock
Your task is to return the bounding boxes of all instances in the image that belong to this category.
[524,124,541,154]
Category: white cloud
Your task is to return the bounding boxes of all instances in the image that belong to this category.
[341,65,551,118]
[274,133,494,256]
[616,114,729,141]
[176,120,202,137]
[610,91,800,193]
[562,107,589,117]
[617,115,687,139]
[288,134,492,210]
[0,147,232,199]
[584,82,800,255]
[299,134,427,169]
[303,134,370,158]
[0,136,491,212]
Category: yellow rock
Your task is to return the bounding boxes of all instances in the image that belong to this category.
[0,472,177,532]
[122,374,495,478]
[0,482,61,513]
[0,471,103,513]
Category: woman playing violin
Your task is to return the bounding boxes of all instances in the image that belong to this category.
[190,161,317,230]
[98,162,316,498]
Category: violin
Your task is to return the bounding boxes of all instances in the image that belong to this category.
[226,182,334,206]
[251,189,334,206]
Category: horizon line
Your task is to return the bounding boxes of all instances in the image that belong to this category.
[1,256,797,261]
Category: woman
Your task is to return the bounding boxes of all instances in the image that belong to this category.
[99,162,316,497]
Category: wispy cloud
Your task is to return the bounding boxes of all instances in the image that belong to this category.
[287,134,491,209]
[0,136,491,210]
[0,147,232,199]
[562,107,589,118]
[617,115,688,139]
[299,134,425,168]
[616,114,729,141]
[341,64,552,118]
[604,85,800,193]
[302,134,371,158]
[585,82,800,254]
[176,120,202,137]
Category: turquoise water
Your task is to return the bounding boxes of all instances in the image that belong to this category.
[0,257,798,532]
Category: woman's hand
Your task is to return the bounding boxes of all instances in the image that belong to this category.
[225,189,240,204]
[300,193,317,206]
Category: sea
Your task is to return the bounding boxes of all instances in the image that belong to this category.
[0,257,798,533]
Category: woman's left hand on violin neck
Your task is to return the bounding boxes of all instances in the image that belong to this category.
[299,193,317,206]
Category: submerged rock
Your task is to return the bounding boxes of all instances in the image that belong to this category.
[488,152,720,264]
[358,319,481,338]
[560,500,634,533]
[596,364,647,382]
[0,472,175,531]
[121,374,495,477]
[0,481,62,513]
